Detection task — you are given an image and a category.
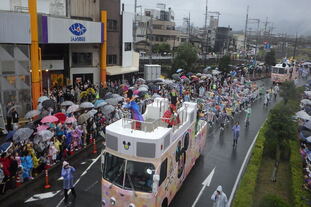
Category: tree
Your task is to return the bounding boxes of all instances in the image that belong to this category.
[279,81,300,106]
[265,49,276,66]
[173,43,198,72]
[218,55,231,73]
[152,43,171,55]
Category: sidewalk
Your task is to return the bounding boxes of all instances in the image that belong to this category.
[0,135,105,203]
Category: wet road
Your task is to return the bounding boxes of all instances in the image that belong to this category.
[1,79,279,207]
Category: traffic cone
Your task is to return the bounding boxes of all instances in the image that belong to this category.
[44,169,51,189]
[16,175,22,187]
[92,138,97,154]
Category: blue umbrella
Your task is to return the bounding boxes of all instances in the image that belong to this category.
[176,68,183,73]
[0,142,13,153]
[5,130,15,141]
[94,99,107,108]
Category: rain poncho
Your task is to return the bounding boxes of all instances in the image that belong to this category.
[21,155,33,179]
[124,100,144,122]
[211,185,228,207]
[61,166,76,189]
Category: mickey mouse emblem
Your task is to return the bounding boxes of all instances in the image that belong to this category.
[123,141,131,150]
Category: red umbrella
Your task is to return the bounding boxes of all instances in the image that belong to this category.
[54,112,66,123]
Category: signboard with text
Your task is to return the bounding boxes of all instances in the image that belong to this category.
[42,16,103,44]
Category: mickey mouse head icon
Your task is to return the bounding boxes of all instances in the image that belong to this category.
[123,141,131,150]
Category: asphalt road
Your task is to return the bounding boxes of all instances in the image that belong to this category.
[1,79,279,207]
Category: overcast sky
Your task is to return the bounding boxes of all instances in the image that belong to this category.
[122,0,311,36]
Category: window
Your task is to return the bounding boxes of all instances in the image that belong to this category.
[107,55,117,65]
[72,53,92,67]
[153,25,162,30]
[108,19,118,31]
[125,42,132,51]
[159,159,167,186]
[278,68,286,74]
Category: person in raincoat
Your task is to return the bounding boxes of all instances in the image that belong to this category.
[211,185,228,207]
[61,161,76,203]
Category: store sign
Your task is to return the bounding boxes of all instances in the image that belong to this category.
[69,23,87,42]
[42,16,103,43]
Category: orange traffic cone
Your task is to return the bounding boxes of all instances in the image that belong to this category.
[44,169,51,189]
[92,139,97,154]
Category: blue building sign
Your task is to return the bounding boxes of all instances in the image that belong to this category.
[69,23,87,42]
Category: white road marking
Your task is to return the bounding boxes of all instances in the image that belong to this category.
[56,154,101,207]
[57,177,64,181]
[80,161,86,165]
[228,121,265,206]
[25,191,61,203]
[192,167,216,207]
[84,181,99,192]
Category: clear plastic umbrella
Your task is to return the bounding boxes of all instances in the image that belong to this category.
[87,109,98,117]
[38,96,49,103]
[37,130,54,142]
[13,128,34,142]
[25,110,41,119]
[80,102,94,109]
[105,97,124,106]
[61,101,75,106]
[78,113,90,124]
[67,104,80,113]
[102,104,115,116]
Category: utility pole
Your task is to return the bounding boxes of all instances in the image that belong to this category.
[204,0,208,66]
[188,12,191,42]
[293,33,298,59]
[244,5,249,55]
[134,0,137,43]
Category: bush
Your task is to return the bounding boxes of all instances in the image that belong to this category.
[232,123,267,207]
[259,195,290,207]
[289,140,311,207]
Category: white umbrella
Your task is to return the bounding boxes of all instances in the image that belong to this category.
[61,101,74,106]
[212,70,221,75]
[306,136,311,143]
[25,110,41,119]
[301,99,311,106]
[38,96,49,103]
[87,109,98,117]
[38,130,54,141]
[67,104,80,113]
[80,102,94,109]
[296,110,311,120]
[304,121,311,130]
[138,87,149,92]
[305,91,311,97]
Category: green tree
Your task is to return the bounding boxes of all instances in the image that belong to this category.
[265,49,276,66]
[173,43,198,72]
[218,55,231,73]
[279,81,300,106]
[265,103,296,163]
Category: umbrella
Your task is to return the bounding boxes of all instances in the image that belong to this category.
[138,87,148,92]
[25,110,41,119]
[38,96,49,103]
[133,90,140,95]
[102,104,115,116]
[181,75,187,79]
[112,94,123,98]
[196,73,202,76]
[87,109,98,117]
[13,128,34,142]
[61,101,74,106]
[41,115,59,123]
[186,72,193,76]
[37,125,49,131]
[80,91,88,98]
[80,102,94,109]
[304,121,311,130]
[301,99,311,106]
[176,68,183,73]
[87,88,96,94]
[306,136,311,143]
[136,78,146,84]
[7,105,21,113]
[172,74,180,80]
[54,112,66,123]
[296,110,311,120]
[94,100,107,108]
[105,97,124,106]
[152,93,161,99]
[305,91,311,97]
[67,104,80,113]
[24,122,36,130]
[0,142,13,153]
[78,113,90,124]
[38,130,54,141]
[104,92,113,100]
[65,117,77,124]
[42,99,56,109]
[5,130,15,141]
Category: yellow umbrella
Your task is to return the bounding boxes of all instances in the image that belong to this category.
[87,88,96,94]
[80,91,88,98]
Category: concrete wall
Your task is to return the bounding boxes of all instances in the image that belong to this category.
[100,0,122,66]
[70,0,100,21]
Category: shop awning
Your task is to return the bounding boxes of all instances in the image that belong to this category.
[107,66,139,76]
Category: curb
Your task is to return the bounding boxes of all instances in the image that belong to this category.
[0,136,105,202]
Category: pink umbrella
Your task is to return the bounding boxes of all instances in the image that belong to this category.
[133,90,139,95]
[181,75,187,79]
[36,125,49,131]
[65,117,77,124]
[41,115,59,123]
